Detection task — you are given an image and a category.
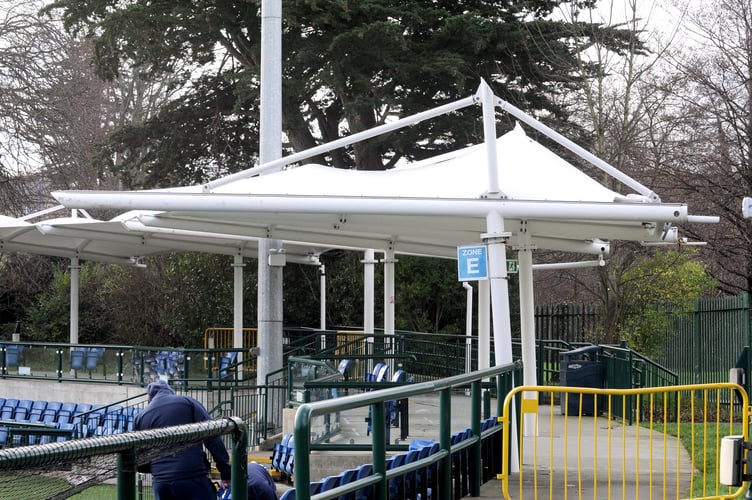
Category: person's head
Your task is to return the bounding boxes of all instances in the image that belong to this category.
[146,379,175,402]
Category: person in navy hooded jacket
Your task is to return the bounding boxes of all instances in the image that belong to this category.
[134,380,231,500]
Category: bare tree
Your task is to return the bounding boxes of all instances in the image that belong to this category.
[531,1,689,342]
[648,0,752,294]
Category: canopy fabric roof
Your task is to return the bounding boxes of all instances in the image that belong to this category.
[49,123,707,261]
[0,213,327,266]
[202,125,623,202]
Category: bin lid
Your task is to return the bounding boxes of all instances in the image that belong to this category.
[560,345,602,360]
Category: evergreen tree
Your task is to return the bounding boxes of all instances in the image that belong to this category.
[44,0,638,186]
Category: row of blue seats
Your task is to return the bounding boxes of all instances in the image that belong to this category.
[0,398,142,446]
[278,438,441,500]
[70,347,105,371]
[277,419,500,500]
[271,433,295,479]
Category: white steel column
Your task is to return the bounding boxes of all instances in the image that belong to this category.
[480,79,519,471]
[320,264,326,331]
[257,0,283,387]
[233,253,244,380]
[69,256,80,345]
[383,247,396,374]
[463,282,473,374]
[478,280,490,371]
[518,236,537,435]
[363,250,376,372]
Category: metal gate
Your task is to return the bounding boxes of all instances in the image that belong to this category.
[498,384,749,500]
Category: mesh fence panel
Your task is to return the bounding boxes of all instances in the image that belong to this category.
[0,418,244,499]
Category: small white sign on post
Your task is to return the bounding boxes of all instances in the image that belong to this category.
[457,245,488,281]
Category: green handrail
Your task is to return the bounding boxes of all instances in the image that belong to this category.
[293,360,522,500]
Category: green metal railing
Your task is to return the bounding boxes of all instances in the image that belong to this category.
[0,341,253,387]
[292,361,522,500]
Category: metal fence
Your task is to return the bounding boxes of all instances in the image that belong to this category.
[533,294,752,386]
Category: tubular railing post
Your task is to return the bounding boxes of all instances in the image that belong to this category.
[138,351,145,386]
[117,349,124,385]
[471,380,481,497]
[183,353,190,391]
[483,388,491,420]
[294,406,312,500]
[117,448,137,500]
[57,349,63,382]
[439,389,452,500]
[372,402,387,500]
[230,417,248,500]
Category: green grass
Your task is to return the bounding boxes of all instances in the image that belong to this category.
[0,475,122,499]
[69,484,118,499]
[655,421,745,498]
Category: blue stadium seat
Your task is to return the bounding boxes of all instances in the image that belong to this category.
[320,473,343,493]
[272,433,292,472]
[42,402,61,424]
[1,399,19,420]
[85,348,102,372]
[57,423,75,442]
[56,402,77,424]
[402,449,421,499]
[25,400,47,423]
[354,463,373,500]
[337,359,352,380]
[412,442,434,500]
[387,452,407,500]
[374,364,389,382]
[13,400,33,421]
[337,468,360,500]
[219,352,238,378]
[366,363,384,383]
[279,488,296,500]
[4,344,23,367]
[310,481,324,495]
[70,349,85,370]
[282,436,295,476]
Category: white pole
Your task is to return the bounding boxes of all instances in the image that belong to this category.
[480,79,519,471]
[364,250,375,373]
[478,280,490,372]
[463,282,473,375]
[383,247,396,375]
[319,264,327,351]
[70,256,80,345]
[320,264,326,331]
[233,253,244,381]
[257,0,283,388]
[518,243,537,435]
[485,211,518,471]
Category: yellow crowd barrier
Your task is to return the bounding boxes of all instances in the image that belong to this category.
[499,384,749,500]
[203,327,258,373]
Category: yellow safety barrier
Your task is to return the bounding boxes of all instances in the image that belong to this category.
[334,330,367,379]
[499,384,749,500]
[203,327,258,373]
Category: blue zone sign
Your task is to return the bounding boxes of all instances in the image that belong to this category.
[457,245,488,281]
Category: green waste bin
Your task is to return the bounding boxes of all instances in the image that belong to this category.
[560,345,604,416]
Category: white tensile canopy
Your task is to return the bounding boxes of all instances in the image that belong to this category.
[51,123,690,259]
